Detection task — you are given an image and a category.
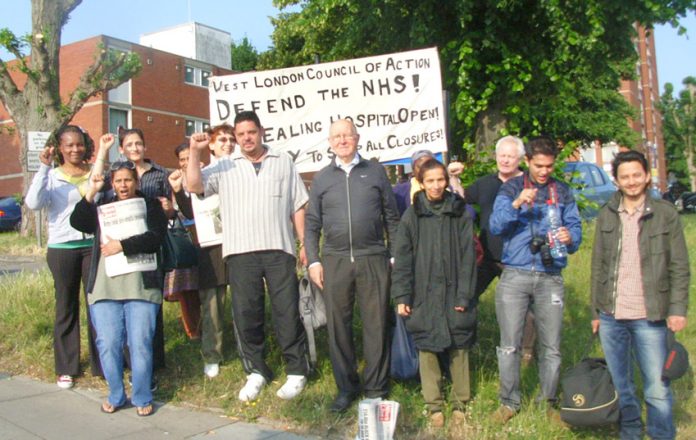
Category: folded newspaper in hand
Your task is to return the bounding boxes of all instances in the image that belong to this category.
[98,198,157,277]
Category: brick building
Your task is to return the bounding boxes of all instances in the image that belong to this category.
[582,25,667,190]
[0,25,233,195]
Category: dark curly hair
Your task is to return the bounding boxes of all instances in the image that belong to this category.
[49,125,94,165]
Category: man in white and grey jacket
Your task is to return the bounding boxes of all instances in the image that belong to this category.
[305,119,400,412]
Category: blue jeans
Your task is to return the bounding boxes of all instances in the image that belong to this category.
[599,313,674,440]
[90,300,159,408]
[495,268,564,410]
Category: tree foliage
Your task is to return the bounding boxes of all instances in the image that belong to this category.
[660,77,696,191]
[261,0,694,169]
[0,0,141,233]
[230,36,259,72]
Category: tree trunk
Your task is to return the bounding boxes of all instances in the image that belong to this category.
[474,103,508,157]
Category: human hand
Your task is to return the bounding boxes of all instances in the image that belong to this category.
[556,226,572,245]
[591,319,600,334]
[189,132,210,152]
[168,169,184,192]
[101,236,123,256]
[298,246,308,267]
[454,306,467,312]
[39,146,54,166]
[447,161,464,176]
[397,303,411,317]
[308,264,323,290]
[98,133,115,158]
[513,188,537,209]
[667,315,687,333]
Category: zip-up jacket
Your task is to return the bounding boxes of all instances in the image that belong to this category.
[489,172,582,273]
[25,163,93,245]
[305,157,400,264]
[591,191,690,320]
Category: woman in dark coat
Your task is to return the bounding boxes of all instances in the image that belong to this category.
[391,159,477,429]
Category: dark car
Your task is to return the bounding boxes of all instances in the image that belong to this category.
[564,162,616,219]
[0,196,22,231]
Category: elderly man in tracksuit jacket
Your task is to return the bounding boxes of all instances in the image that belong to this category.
[591,151,689,440]
[305,119,400,413]
[489,136,583,423]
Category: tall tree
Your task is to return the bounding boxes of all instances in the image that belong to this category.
[230,37,259,72]
[261,0,693,161]
[660,77,696,191]
[0,0,141,233]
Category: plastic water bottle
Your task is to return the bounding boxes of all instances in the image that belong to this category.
[546,200,568,258]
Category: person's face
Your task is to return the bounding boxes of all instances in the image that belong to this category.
[616,160,650,199]
[496,142,522,176]
[112,168,138,200]
[210,131,234,157]
[526,153,555,185]
[234,120,264,156]
[329,120,359,163]
[59,131,86,166]
[422,167,448,201]
[412,156,432,178]
[119,133,146,163]
[177,148,190,171]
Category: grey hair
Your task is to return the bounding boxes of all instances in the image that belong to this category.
[495,135,525,158]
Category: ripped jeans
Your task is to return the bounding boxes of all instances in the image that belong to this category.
[495,268,564,410]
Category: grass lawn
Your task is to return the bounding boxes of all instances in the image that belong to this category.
[1,216,694,439]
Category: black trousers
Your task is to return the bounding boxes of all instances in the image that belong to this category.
[323,254,390,397]
[46,247,102,376]
[226,250,309,381]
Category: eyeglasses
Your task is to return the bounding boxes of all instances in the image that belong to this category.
[110,160,136,171]
[329,134,356,142]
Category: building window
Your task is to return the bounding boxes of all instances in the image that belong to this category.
[185,119,210,136]
[184,65,212,87]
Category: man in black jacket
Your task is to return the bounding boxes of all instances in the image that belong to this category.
[305,119,400,412]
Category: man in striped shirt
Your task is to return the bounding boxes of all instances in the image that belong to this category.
[187,111,310,402]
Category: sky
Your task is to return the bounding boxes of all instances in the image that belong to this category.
[0,1,694,94]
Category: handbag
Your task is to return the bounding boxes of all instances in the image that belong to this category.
[161,217,198,272]
[560,335,620,427]
[298,269,326,366]
[390,310,419,380]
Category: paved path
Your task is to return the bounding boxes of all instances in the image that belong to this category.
[0,374,318,440]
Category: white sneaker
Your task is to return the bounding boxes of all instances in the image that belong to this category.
[204,363,220,378]
[276,375,307,400]
[238,373,266,402]
[56,375,74,389]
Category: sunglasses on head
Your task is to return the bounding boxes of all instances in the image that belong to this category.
[110,160,136,171]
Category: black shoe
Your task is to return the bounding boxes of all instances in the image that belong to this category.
[364,390,388,399]
[329,392,357,413]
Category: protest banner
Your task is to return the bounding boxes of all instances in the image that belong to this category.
[191,193,223,247]
[209,47,446,172]
[98,198,157,277]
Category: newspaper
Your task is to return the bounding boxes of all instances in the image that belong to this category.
[98,198,157,277]
[356,398,399,440]
[191,193,223,248]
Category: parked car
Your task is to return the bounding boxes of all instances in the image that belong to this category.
[564,162,616,219]
[0,196,22,231]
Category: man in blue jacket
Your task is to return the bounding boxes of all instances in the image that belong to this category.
[305,119,400,412]
[489,135,582,424]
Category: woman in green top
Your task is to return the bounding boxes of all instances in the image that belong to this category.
[25,125,101,389]
[71,161,167,416]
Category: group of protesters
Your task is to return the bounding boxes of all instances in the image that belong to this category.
[27,111,689,438]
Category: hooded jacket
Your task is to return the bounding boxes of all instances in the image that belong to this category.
[391,191,477,351]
